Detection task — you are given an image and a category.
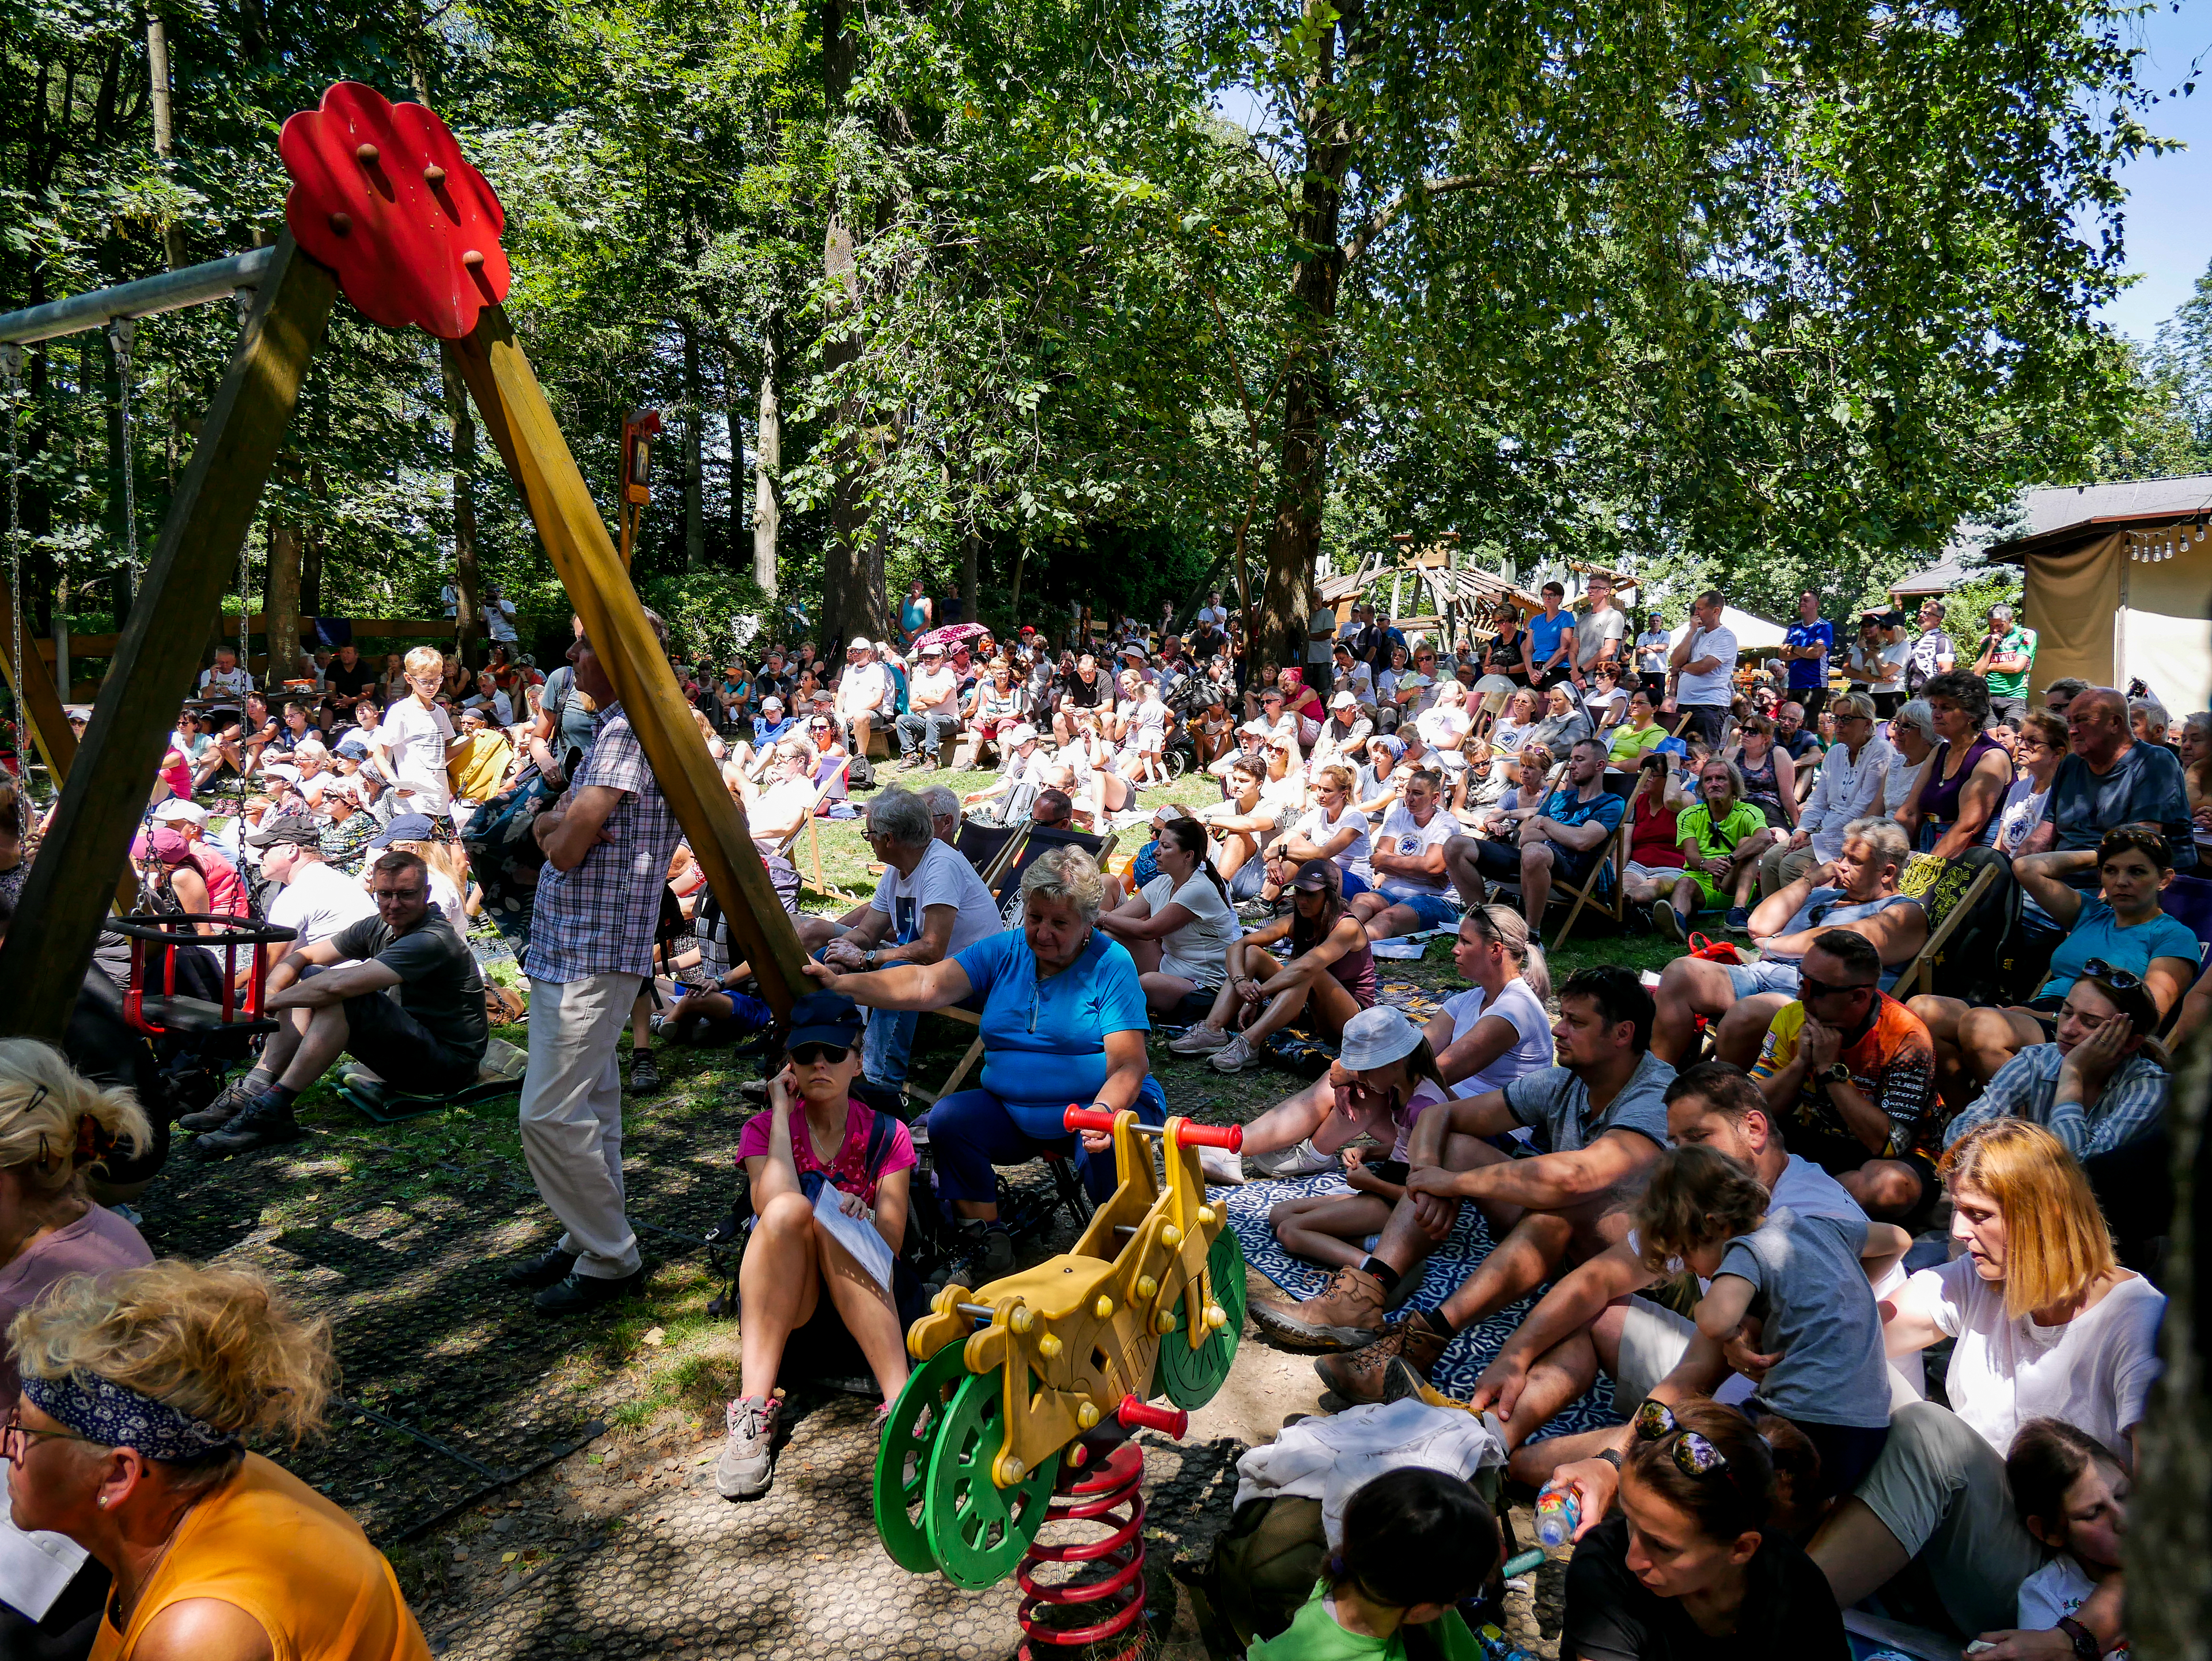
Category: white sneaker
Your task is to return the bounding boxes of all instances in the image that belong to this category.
[1210,1033,1257,1073]
[1249,1137,1338,1178]
[1199,1147,1246,1186]
[1171,1024,1232,1054]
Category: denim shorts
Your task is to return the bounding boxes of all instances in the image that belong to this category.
[1725,959,1801,999]
[1379,889,1461,930]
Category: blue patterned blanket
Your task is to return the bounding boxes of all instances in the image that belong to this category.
[1213,1170,1625,1440]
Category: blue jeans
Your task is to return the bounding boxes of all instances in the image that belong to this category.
[929,1076,1169,1204]
[896,710,956,759]
[1378,888,1461,930]
[863,1008,918,1091]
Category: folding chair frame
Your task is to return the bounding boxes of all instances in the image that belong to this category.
[1885,862,1998,1003]
[1550,815,1633,949]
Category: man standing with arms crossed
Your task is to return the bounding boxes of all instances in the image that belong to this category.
[1570,575,1626,693]
[1779,590,1834,719]
[1666,589,1737,750]
[507,612,684,1314]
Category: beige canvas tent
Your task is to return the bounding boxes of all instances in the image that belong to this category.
[1993,476,2212,713]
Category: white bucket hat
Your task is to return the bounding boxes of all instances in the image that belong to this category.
[1337,1005,1426,1073]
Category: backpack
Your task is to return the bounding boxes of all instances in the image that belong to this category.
[845,750,876,792]
[1897,846,2020,1005]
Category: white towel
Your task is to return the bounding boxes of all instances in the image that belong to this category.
[1231,1398,1506,1548]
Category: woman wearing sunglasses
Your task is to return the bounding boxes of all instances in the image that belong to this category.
[717,992,916,1501]
[1910,823,2198,1104]
[6,1260,430,1660]
[1560,1397,1847,1659]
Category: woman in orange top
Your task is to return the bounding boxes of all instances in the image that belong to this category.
[5,1261,429,1661]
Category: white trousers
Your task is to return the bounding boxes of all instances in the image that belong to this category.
[518,971,643,1279]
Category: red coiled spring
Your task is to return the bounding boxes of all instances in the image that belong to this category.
[1016,1398,1187,1661]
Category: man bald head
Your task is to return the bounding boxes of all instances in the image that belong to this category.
[2065,686,2131,769]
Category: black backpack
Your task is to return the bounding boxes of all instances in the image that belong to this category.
[1897,846,2021,1005]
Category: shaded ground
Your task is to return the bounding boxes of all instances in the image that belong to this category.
[139,759,1669,1656]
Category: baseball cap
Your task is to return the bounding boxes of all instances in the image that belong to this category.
[150,799,207,826]
[335,732,371,759]
[369,813,436,847]
[1330,690,1357,710]
[849,635,873,650]
[920,644,945,659]
[1238,718,1271,736]
[144,827,191,865]
[1003,723,1039,746]
[244,812,322,850]
[762,695,784,710]
[1289,858,1340,895]
[787,990,865,1051]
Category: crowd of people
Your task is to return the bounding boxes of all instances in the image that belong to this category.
[0,568,2201,1660]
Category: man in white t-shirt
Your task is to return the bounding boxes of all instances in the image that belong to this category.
[812,787,1003,1090]
[369,646,458,822]
[1309,601,1338,667]
[1571,575,1627,688]
[1667,588,1737,751]
[895,642,962,770]
[481,585,519,643]
[1197,591,1229,629]
[835,635,893,760]
[1351,770,1460,938]
[241,815,377,966]
[197,645,253,706]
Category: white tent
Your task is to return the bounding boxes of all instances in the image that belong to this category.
[1669,606,1788,653]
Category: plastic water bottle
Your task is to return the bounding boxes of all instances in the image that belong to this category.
[1533,1484,1579,1548]
[1476,1623,1539,1661]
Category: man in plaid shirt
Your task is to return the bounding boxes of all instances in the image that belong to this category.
[509,610,684,1314]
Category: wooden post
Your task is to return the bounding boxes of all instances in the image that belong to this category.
[0,234,337,1041]
[449,307,809,1016]
[0,587,78,780]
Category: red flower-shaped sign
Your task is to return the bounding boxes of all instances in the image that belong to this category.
[280,81,511,340]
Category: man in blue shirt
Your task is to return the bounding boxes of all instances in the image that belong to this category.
[2024,687,2196,887]
[1528,581,1574,686]
[1780,590,1835,717]
[1448,737,1625,922]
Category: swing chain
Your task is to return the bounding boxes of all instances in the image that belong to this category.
[2,342,22,774]
[105,320,139,594]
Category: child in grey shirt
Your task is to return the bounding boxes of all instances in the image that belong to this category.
[1634,1144,1911,1507]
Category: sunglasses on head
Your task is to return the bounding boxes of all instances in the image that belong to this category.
[1632,1399,1734,1481]
[2081,958,2143,992]
[790,1042,851,1066]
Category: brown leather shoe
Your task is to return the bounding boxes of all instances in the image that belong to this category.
[1249,1265,1388,1350]
[1315,1311,1450,1403]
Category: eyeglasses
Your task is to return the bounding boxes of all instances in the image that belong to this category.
[2080,959,2143,992]
[0,1414,105,1462]
[790,1042,851,1066]
[1631,1399,1733,1481]
[1797,970,1876,1001]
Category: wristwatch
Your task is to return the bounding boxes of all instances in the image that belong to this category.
[863,948,881,971]
[2056,1617,2099,1661]
[1819,1062,1852,1088]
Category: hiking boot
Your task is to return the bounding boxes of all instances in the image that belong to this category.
[1248,1137,1337,1179]
[1209,1033,1259,1073]
[1169,1023,1232,1055]
[191,1094,302,1159]
[628,1053,661,1093]
[533,1267,645,1314]
[1650,901,1684,944]
[716,1393,782,1500]
[957,1221,1016,1282]
[1249,1265,1387,1350]
[1315,1310,1450,1403]
[503,1246,579,1289]
[1724,906,1751,933]
[178,1077,263,1133]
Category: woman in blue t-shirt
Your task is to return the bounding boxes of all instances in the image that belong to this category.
[802,845,1166,1278]
[1911,823,2200,1102]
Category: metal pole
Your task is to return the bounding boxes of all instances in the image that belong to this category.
[0,247,277,347]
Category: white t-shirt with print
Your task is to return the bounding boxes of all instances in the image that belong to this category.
[907,665,960,719]
[870,837,1002,957]
[1142,871,1240,987]
[2017,1557,2126,1655]
[1291,804,1373,885]
[1374,804,1455,898]
[377,698,455,816]
[1440,979,1554,1098]
[1898,1257,2165,1455]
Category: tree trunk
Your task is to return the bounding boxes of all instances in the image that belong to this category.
[264,516,303,686]
[681,319,706,569]
[1007,540,1028,618]
[302,391,327,618]
[753,323,780,596]
[961,526,979,627]
[146,14,188,271]
[1257,0,1353,669]
[820,212,880,655]
[100,325,131,625]
[440,344,482,667]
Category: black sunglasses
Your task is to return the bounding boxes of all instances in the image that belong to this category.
[790,1042,851,1066]
[1797,970,1877,1002]
[2080,958,2142,992]
[1632,1399,1733,1481]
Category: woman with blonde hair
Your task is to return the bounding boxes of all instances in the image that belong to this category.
[1808,1119,2162,1641]
[7,1261,430,1660]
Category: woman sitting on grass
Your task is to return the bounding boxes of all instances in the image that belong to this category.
[1096,818,1241,1013]
[1171,858,1377,1074]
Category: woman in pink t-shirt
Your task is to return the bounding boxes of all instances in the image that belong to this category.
[717,992,916,1502]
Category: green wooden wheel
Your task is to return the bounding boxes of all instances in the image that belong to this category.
[872,1341,974,1575]
[1157,1227,1246,1409]
[921,1367,1059,1589]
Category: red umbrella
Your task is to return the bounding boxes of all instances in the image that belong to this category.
[913,622,991,651]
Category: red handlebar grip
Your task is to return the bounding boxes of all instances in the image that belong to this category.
[1063,1106,1116,1133]
[1117,1395,1189,1439]
[1174,1121,1244,1152]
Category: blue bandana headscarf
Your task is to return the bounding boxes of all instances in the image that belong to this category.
[21,1372,241,1461]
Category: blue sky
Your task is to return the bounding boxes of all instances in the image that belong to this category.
[2103,3,2212,342]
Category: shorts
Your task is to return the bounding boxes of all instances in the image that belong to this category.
[1742,1405,1890,1508]
[1725,958,1801,998]
[1376,889,1461,929]
[1339,868,1373,898]
[1987,695,2027,731]
[336,987,480,1095]
[1624,861,1684,888]
[1677,868,1733,911]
